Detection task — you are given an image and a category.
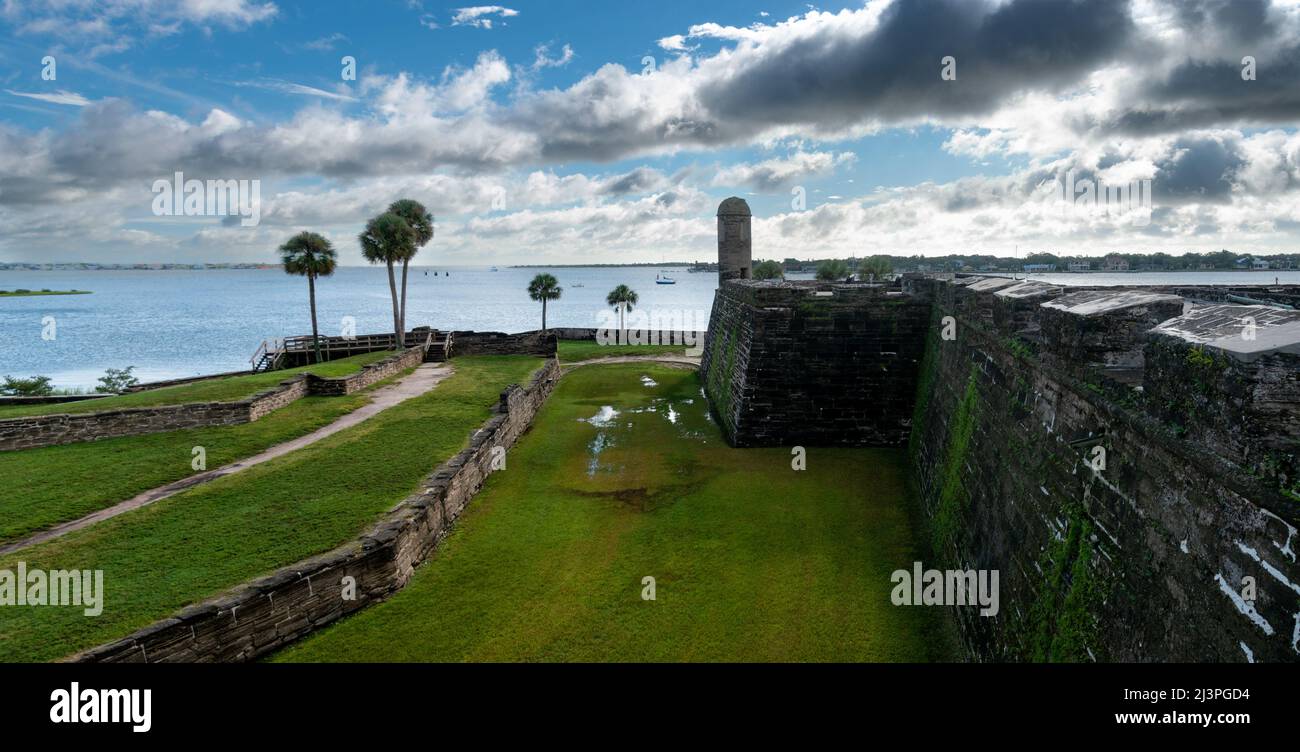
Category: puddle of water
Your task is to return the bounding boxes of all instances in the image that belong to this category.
[580,405,619,426]
[587,431,612,477]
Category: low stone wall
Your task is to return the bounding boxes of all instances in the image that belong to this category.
[72,358,563,663]
[449,330,557,357]
[0,348,421,451]
[0,394,272,452]
[304,347,424,397]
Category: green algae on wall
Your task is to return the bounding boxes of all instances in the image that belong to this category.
[1025,501,1104,662]
[931,365,979,559]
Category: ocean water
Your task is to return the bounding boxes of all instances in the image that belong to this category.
[0,266,720,387]
[2,266,1297,388]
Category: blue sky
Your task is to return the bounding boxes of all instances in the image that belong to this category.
[0,0,1297,264]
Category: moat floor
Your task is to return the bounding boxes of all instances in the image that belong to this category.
[275,363,956,662]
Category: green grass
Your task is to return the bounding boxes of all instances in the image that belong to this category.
[0,355,543,662]
[276,363,956,662]
[0,390,383,544]
[556,340,689,362]
[0,351,393,418]
[0,289,91,297]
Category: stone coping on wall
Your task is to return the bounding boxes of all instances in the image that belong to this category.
[1152,304,1300,362]
[1041,289,1185,316]
[70,358,563,663]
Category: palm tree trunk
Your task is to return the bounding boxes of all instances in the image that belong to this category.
[308,272,322,363]
[386,260,402,349]
[399,258,409,343]
[619,304,625,343]
[542,299,548,332]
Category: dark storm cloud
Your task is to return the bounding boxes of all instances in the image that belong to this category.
[1153,137,1245,203]
[699,0,1135,132]
[1171,0,1272,43]
[600,167,667,195]
[1112,44,1300,134]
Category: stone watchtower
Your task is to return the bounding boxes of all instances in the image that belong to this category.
[717,197,752,284]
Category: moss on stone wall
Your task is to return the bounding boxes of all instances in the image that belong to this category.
[931,365,979,558]
[907,319,941,464]
[1027,501,1104,662]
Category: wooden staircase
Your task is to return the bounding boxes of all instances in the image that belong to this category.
[250,339,284,373]
[424,331,452,362]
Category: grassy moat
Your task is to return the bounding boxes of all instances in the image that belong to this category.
[276,363,955,662]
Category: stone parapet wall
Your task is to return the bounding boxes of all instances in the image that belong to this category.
[71,358,562,663]
[0,395,265,452]
[700,279,932,446]
[449,330,557,357]
[303,346,424,397]
[908,277,1299,662]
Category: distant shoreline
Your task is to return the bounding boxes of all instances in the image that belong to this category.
[0,289,91,297]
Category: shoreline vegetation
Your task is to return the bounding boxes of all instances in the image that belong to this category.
[0,289,91,297]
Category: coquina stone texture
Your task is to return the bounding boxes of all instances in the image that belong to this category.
[700,279,931,446]
[906,277,1299,662]
[71,358,561,663]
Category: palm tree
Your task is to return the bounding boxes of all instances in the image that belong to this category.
[279,231,338,363]
[359,212,415,348]
[605,284,638,334]
[386,199,434,339]
[527,273,563,332]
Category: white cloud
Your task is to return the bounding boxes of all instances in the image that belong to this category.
[236,79,358,102]
[712,150,856,191]
[532,44,574,71]
[4,89,92,106]
[450,5,518,29]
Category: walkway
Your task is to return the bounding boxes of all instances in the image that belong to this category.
[0,362,454,555]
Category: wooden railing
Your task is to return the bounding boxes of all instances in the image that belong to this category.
[251,330,439,371]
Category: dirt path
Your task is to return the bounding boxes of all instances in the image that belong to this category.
[0,362,454,556]
[562,354,701,370]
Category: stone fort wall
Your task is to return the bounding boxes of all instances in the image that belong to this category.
[700,279,931,446]
[906,277,1298,662]
[700,266,1299,661]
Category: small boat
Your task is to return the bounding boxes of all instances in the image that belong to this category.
[490,266,499,272]
[656,272,676,285]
